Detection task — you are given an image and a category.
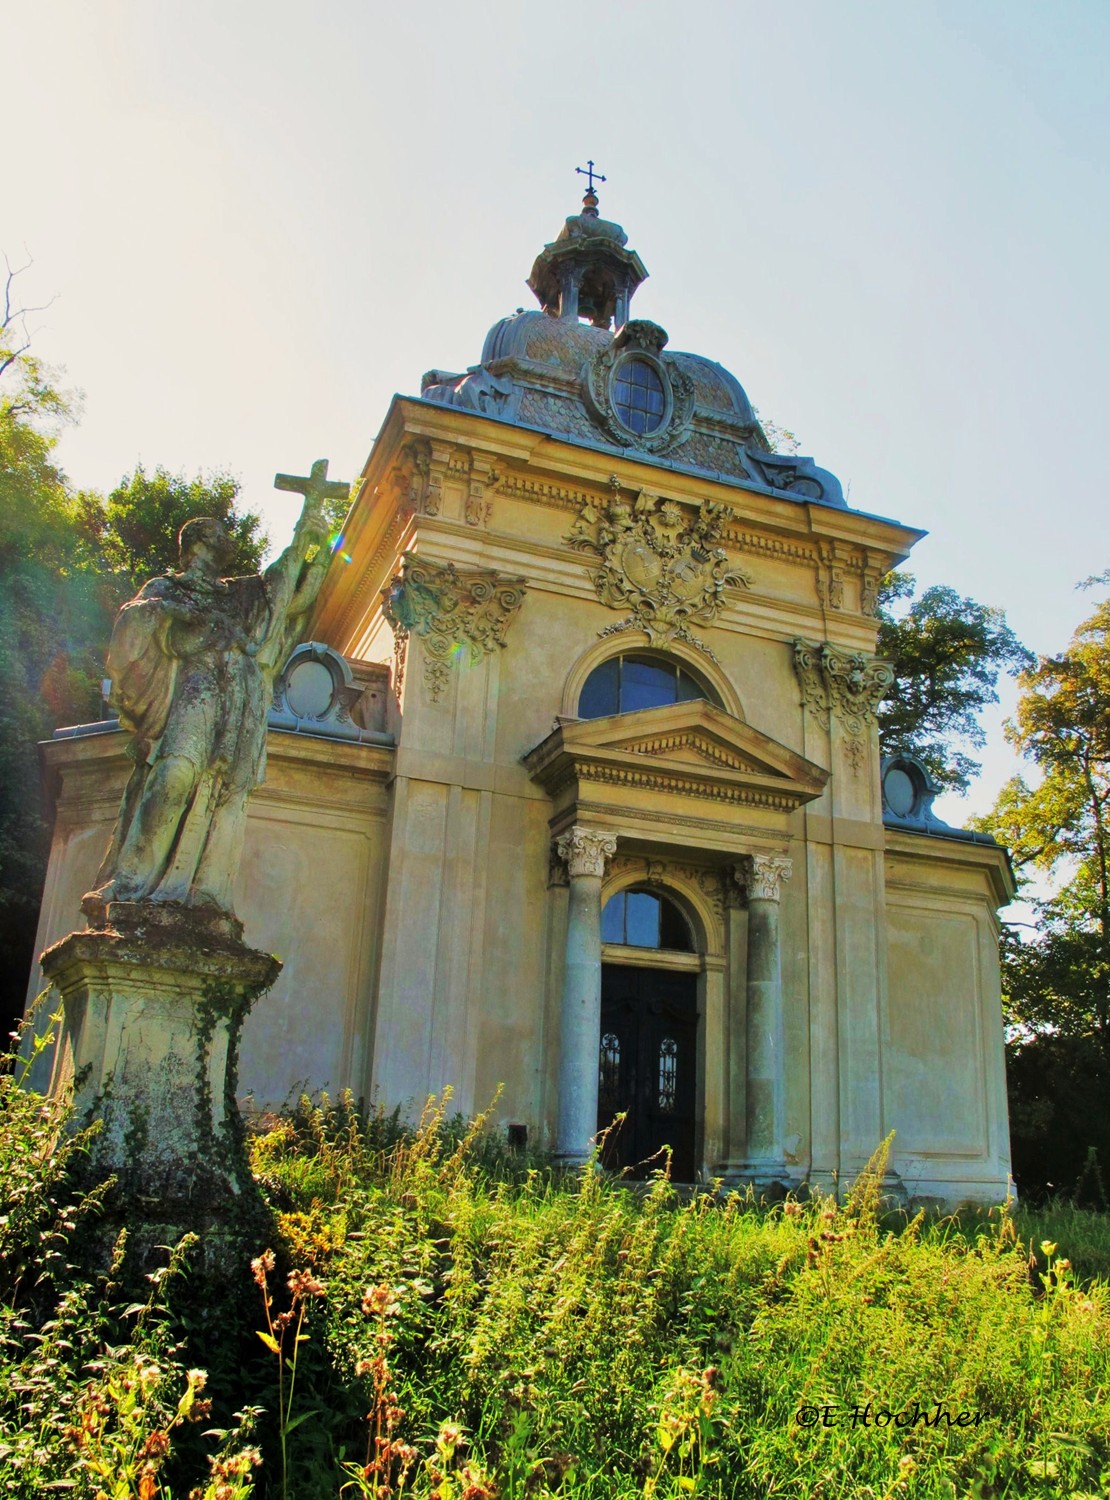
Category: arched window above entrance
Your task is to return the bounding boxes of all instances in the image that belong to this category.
[577,652,721,720]
[601,887,694,952]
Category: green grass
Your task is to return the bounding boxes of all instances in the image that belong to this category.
[5,1069,1110,1498]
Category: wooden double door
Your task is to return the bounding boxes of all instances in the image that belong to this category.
[596,963,699,1182]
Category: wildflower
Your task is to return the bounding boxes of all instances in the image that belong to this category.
[783,1201,802,1218]
[251,1248,276,1287]
[186,1368,208,1391]
[287,1267,326,1298]
[362,1283,399,1318]
[140,1429,172,1459]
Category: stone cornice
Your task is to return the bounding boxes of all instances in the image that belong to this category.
[525,698,828,823]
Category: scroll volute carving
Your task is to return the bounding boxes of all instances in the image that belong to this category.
[381,554,526,704]
[793,639,894,773]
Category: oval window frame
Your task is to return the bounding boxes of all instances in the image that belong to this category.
[608,351,672,440]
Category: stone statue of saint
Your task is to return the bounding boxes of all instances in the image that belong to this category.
[85,460,348,923]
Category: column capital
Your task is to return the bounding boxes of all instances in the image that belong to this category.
[556,825,618,880]
[737,852,793,904]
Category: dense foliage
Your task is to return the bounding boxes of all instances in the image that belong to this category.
[0,269,265,1028]
[876,572,1031,794]
[7,1051,1110,1499]
[979,577,1110,1200]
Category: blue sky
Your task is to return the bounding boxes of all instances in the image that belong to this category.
[7,0,1109,822]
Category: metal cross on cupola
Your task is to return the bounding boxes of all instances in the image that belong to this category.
[576,159,607,196]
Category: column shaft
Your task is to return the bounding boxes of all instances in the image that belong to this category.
[746,897,784,1162]
[554,826,617,1162]
[556,869,604,1160]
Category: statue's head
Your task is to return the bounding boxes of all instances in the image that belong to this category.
[178,517,236,573]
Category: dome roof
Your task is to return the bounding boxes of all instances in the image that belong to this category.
[420,193,845,508]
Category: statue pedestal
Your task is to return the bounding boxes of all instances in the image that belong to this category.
[40,904,280,1214]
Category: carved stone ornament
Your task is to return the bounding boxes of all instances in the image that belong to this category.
[793,639,895,773]
[737,852,793,904]
[555,825,618,880]
[381,554,526,703]
[610,852,727,920]
[567,477,752,659]
[582,321,695,454]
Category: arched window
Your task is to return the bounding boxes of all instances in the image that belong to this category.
[578,652,720,720]
[601,887,694,952]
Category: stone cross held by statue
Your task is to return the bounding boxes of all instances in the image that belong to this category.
[274,456,351,516]
[575,160,607,195]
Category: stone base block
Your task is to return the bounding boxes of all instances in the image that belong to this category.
[40,913,280,1211]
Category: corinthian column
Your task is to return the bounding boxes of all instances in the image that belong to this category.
[554,825,618,1162]
[737,853,793,1176]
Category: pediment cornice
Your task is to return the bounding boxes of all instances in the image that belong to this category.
[524,699,827,815]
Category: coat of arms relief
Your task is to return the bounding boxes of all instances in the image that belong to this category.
[567,479,752,661]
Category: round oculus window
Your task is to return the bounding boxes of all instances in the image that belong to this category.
[612,356,666,436]
[882,765,917,818]
[285,659,336,719]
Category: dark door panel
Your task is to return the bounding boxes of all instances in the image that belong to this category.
[597,964,698,1181]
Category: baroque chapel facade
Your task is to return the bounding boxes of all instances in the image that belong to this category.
[28,190,1016,1205]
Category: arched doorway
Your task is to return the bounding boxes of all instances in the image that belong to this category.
[597,886,700,1180]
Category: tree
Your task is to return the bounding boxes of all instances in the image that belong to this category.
[0,264,267,1027]
[876,571,1032,793]
[979,577,1110,1199]
[94,464,266,589]
[0,260,99,1027]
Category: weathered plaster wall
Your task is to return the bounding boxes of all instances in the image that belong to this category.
[26,729,393,1109]
[883,831,1014,1202]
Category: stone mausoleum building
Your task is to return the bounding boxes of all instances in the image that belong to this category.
[27,188,1016,1205]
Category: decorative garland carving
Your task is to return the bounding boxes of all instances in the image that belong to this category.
[464,451,500,528]
[608,852,728,921]
[860,565,882,619]
[793,639,894,773]
[381,554,526,704]
[567,477,752,659]
[816,542,845,611]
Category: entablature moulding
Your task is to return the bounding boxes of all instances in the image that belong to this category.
[525,697,826,858]
[312,396,924,652]
[884,827,1017,912]
[40,720,396,827]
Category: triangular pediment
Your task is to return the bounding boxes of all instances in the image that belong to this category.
[524,699,828,815]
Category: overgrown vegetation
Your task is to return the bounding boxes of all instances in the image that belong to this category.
[5,1046,1110,1500]
[977,574,1110,1201]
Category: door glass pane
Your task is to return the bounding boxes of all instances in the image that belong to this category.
[620,656,677,713]
[625,891,661,947]
[600,892,625,945]
[658,1037,678,1112]
[578,656,620,719]
[599,1032,621,1110]
[659,898,693,952]
[675,669,704,703]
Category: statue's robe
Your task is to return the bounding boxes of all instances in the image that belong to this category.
[95,570,274,907]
